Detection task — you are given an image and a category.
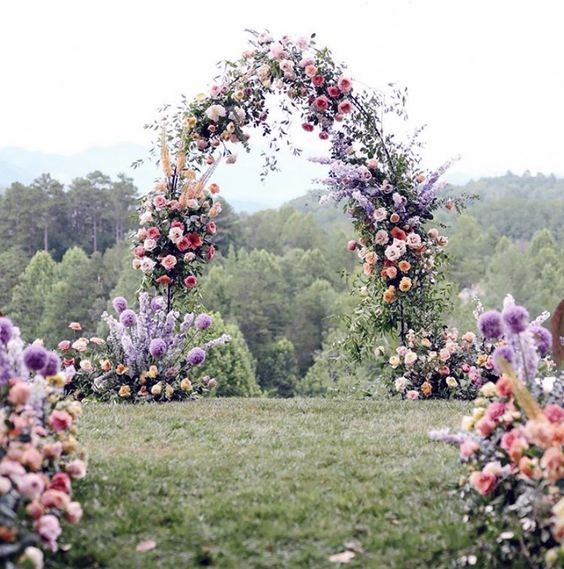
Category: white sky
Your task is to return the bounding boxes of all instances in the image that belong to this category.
[1,0,564,200]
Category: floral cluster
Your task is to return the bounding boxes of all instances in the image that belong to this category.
[0,317,86,567]
[383,327,481,400]
[58,294,230,402]
[151,30,467,347]
[132,147,220,297]
[432,299,563,566]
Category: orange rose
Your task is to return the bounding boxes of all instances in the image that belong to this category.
[421,381,432,396]
[383,286,396,303]
[399,277,412,292]
[398,260,411,272]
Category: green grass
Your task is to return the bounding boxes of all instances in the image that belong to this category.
[54,399,472,568]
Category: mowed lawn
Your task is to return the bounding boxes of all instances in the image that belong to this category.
[54,399,472,568]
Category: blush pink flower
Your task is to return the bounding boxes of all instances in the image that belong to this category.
[160,255,177,271]
[338,100,352,114]
[545,404,564,424]
[41,489,70,510]
[8,381,32,406]
[184,275,198,289]
[469,469,497,496]
[304,64,317,78]
[48,410,73,432]
[337,76,353,92]
[65,501,83,524]
[147,227,161,239]
[406,390,419,400]
[313,96,329,112]
[475,416,496,437]
[57,340,71,351]
[327,85,341,98]
[152,195,167,209]
[17,473,45,500]
[34,515,62,552]
[459,440,480,458]
[48,472,71,494]
[65,460,87,480]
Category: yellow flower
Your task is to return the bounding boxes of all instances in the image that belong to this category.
[446,376,459,388]
[180,378,193,392]
[147,365,158,379]
[47,374,66,389]
[63,436,79,454]
[150,382,162,396]
[399,277,412,292]
[421,381,433,396]
[66,401,83,419]
[165,384,174,399]
[389,355,400,369]
[118,385,131,398]
[195,93,206,102]
[185,116,197,129]
[461,416,474,431]
[476,354,488,367]
[233,89,246,102]
[139,372,147,385]
[472,407,485,420]
[480,381,497,398]
[116,364,128,376]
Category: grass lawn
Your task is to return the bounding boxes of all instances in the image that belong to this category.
[54,398,472,568]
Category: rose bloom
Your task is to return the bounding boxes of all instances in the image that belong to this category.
[541,446,563,482]
[475,416,496,437]
[79,359,93,372]
[57,340,71,351]
[363,262,374,276]
[446,376,459,388]
[406,233,422,248]
[327,85,341,98]
[399,277,412,292]
[48,410,73,432]
[184,252,196,263]
[116,364,128,375]
[100,359,111,372]
[337,100,352,114]
[459,440,479,458]
[312,74,325,87]
[168,227,183,243]
[337,76,352,92]
[68,322,82,331]
[391,227,407,241]
[161,255,177,270]
[406,390,419,400]
[364,251,377,265]
[184,275,198,289]
[49,472,71,494]
[469,469,497,496]
[373,207,387,222]
[8,381,32,406]
[313,96,329,112]
[136,228,148,241]
[71,339,88,352]
[147,227,160,239]
[206,221,217,235]
[304,64,317,78]
[389,355,400,368]
[383,286,396,303]
[133,245,145,258]
[404,351,417,366]
[156,275,172,285]
[153,194,167,209]
[545,404,564,424]
[421,382,432,396]
[65,501,83,524]
[118,385,131,398]
[143,238,157,252]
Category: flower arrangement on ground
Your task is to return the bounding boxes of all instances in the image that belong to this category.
[59,293,230,402]
[0,317,86,567]
[431,298,563,567]
[147,30,471,352]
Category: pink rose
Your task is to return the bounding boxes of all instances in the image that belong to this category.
[0,459,26,477]
[459,440,480,458]
[147,227,161,239]
[304,64,317,78]
[41,489,70,510]
[313,96,329,112]
[469,469,497,496]
[338,100,352,114]
[22,447,43,470]
[207,245,216,261]
[347,240,357,252]
[65,460,87,480]
[485,401,506,422]
[160,255,177,271]
[153,195,167,209]
[26,500,44,520]
[337,76,353,92]
[57,340,71,351]
[545,404,564,424]
[206,222,217,235]
[35,514,62,551]
[312,74,325,87]
[17,473,45,500]
[43,442,63,460]
[65,501,83,524]
[49,472,71,494]
[327,85,341,98]
[475,416,496,437]
[8,381,32,406]
[136,228,148,241]
[406,390,419,400]
[133,245,146,258]
[541,447,563,482]
[48,410,73,432]
[68,322,82,331]
[184,275,198,289]
[176,237,191,252]
[302,123,314,132]
[500,428,522,451]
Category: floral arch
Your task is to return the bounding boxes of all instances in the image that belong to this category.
[133,30,464,356]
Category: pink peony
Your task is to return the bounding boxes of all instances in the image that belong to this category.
[469,469,497,496]
[475,416,496,437]
[147,227,161,239]
[65,460,87,480]
[337,76,352,92]
[35,514,62,552]
[406,390,419,400]
[304,64,317,78]
[545,404,564,424]
[184,275,198,289]
[8,381,32,406]
[41,489,70,510]
[312,74,325,87]
[486,401,506,422]
[327,85,341,98]
[65,501,83,524]
[57,340,71,351]
[48,410,73,432]
[153,195,167,209]
[17,474,45,500]
[49,472,71,494]
[313,96,329,112]
[160,255,177,271]
[459,440,480,458]
[338,100,352,114]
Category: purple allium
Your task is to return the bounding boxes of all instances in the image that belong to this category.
[41,352,61,377]
[112,296,128,314]
[150,296,165,311]
[478,310,504,339]
[149,338,167,359]
[502,305,529,334]
[528,325,552,357]
[194,314,213,331]
[0,317,14,344]
[23,345,48,372]
[119,309,137,328]
[187,347,206,366]
[492,345,514,373]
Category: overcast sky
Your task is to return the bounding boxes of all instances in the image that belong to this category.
[1,0,563,203]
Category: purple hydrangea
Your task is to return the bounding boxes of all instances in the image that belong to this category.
[149,338,167,359]
[478,310,504,339]
[194,314,213,331]
[150,296,165,311]
[0,317,13,345]
[187,347,206,366]
[492,345,514,373]
[112,296,128,314]
[23,345,48,372]
[502,305,529,334]
[119,309,137,328]
[41,352,61,377]
[528,325,552,357]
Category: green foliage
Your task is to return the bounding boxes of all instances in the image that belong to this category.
[256,338,299,397]
[0,247,29,311]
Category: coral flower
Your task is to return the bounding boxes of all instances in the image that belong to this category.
[399,277,412,292]
[383,286,396,303]
[398,260,411,272]
[469,469,497,496]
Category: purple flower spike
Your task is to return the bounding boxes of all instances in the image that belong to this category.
[478,310,503,340]
[112,296,128,314]
[492,345,514,374]
[0,317,14,344]
[23,345,48,372]
[187,347,206,366]
[194,314,213,331]
[119,309,137,328]
[502,305,529,334]
[149,338,167,359]
[41,352,61,377]
[150,296,165,311]
[528,325,552,357]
